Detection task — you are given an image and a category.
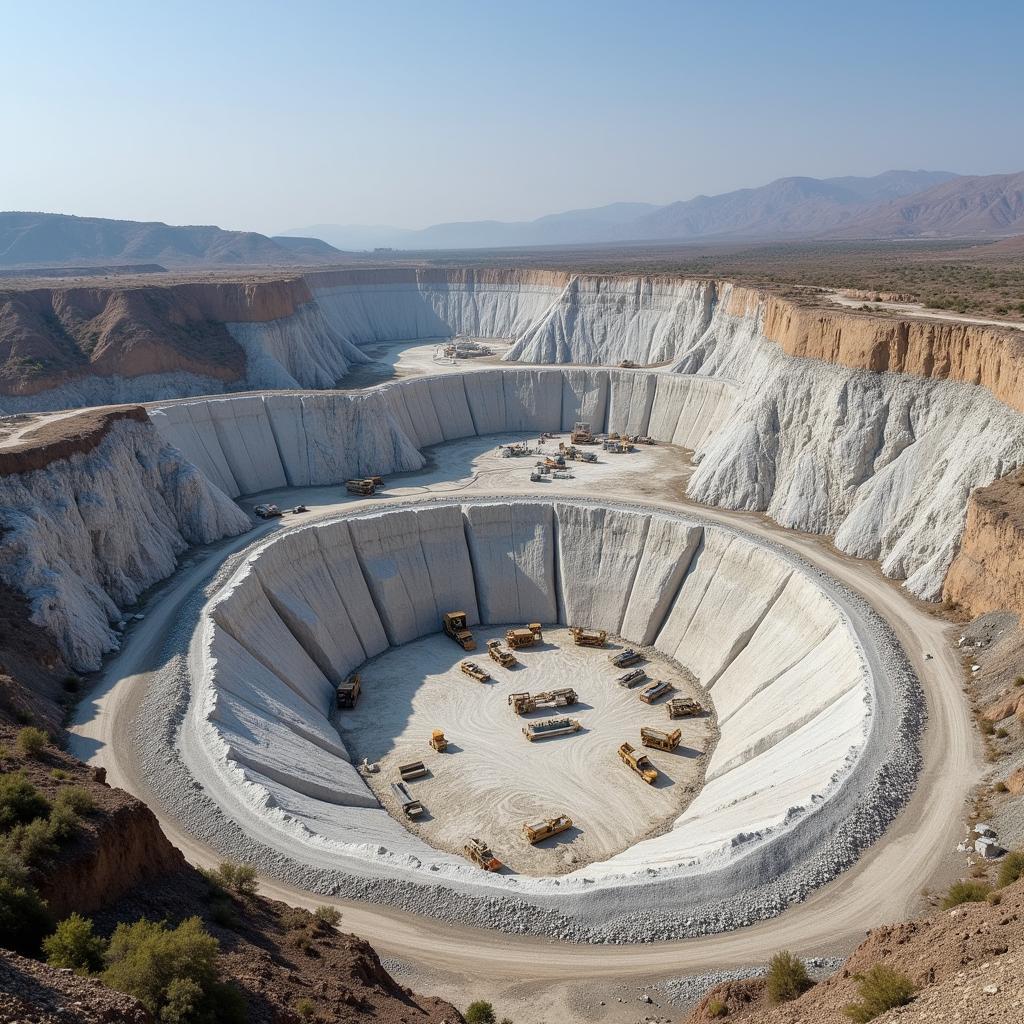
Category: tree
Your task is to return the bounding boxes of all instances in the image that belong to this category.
[766,950,813,1003]
[43,913,107,973]
[465,1001,497,1024]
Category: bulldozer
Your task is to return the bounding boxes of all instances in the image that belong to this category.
[463,837,502,871]
[610,648,642,668]
[335,673,361,708]
[570,626,607,647]
[618,742,658,784]
[508,688,578,715]
[506,623,543,649]
[639,680,674,705]
[570,421,596,444]
[616,667,646,688]
[667,696,703,719]
[522,814,573,844]
[460,660,491,683]
[640,726,682,751]
[486,638,518,667]
[429,729,448,752]
[443,611,476,651]
[543,454,567,470]
[522,716,581,741]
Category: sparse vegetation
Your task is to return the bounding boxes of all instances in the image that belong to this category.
[295,998,316,1020]
[465,1000,497,1024]
[842,964,916,1022]
[997,849,1024,887]
[202,861,257,898]
[15,726,49,757]
[941,880,991,908]
[766,950,813,1003]
[706,997,729,1017]
[43,912,107,973]
[0,772,50,828]
[313,905,342,928]
[0,855,51,954]
[53,785,95,816]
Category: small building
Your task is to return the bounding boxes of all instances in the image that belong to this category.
[975,836,1004,859]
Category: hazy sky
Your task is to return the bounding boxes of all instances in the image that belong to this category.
[3,0,1021,235]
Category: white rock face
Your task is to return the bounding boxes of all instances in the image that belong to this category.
[0,420,250,670]
[186,498,879,902]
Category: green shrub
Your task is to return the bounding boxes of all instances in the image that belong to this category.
[706,998,728,1018]
[941,880,991,908]
[313,905,341,928]
[994,781,1009,793]
[208,898,239,930]
[54,786,96,816]
[50,769,70,781]
[987,891,1002,906]
[0,859,51,955]
[208,862,257,898]
[996,727,1010,739]
[15,727,48,758]
[842,964,916,1022]
[997,849,1024,888]
[0,772,50,829]
[465,1001,497,1024]
[766,950,813,1003]
[295,998,316,1020]
[43,913,107,973]
[102,916,244,1024]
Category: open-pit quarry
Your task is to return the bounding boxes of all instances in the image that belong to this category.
[4,266,1019,972]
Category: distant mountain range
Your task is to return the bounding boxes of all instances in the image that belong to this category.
[0,212,349,268]
[283,170,1024,251]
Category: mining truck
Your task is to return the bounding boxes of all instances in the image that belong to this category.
[570,421,596,444]
[570,626,607,647]
[429,729,448,752]
[463,837,503,871]
[460,660,491,683]
[522,814,573,844]
[253,503,283,519]
[506,623,542,649]
[639,680,674,704]
[443,611,476,650]
[398,760,428,781]
[508,688,578,714]
[610,648,642,668]
[616,667,646,688]
[618,360,637,369]
[486,638,518,667]
[346,478,383,495]
[667,696,703,719]
[391,781,423,818]
[618,742,658,784]
[641,726,682,751]
[522,716,581,741]
[335,673,361,708]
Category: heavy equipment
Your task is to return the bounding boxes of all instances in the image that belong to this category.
[429,729,448,752]
[570,626,607,647]
[577,450,598,463]
[618,742,658,784]
[570,421,596,444]
[618,360,637,369]
[543,454,567,469]
[346,477,382,495]
[463,837,503,871]
[335,674,361,708]
[667,696,703,719]
[506,623,543,649]
[443,611,476,650]
[391,781,423,818]
[610,648,642,667]
[616,667,646,688]
[399,760,428,781]
[636,435,655,445]
[522,814,573,844]
[460,660,491,683]
[253,503,283,519]
[641,726,682,751]
[522,716,581,741]
[639,680,674,705]
[508,688,578,714]
[486,638,518,667]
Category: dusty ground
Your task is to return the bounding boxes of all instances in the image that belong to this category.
[335,338,513,389]
[338,626,713,876]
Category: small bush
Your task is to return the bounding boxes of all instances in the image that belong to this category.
[279,907,310,932]
[979,719,995,736]
[987,891,1003,906]
[209,862,257,898]
[994,781,1008,793]
[313,905,341,929]
[942,880,991,908]
[53,786,95,816]
[0,772,50,829]
[766,950,813,1003]
[996,727,1010,739]
[706,998,729,1018]
[0,859,51,955]
[295,998,316,1020]
[43,913,107,973]
[50,769,70,781]
[842,964,916,1022]
[15,727,48,758]
[465,1001,497,1024]
[1014,676,1024,687]
[3,816,59,866]
[208,899,239,930]
[997,849,1024,888]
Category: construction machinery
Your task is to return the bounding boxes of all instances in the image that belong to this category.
[543,454,567,470]
[618,360,637,369]
[486,638,518,667]
[506,623,543,649]
[576,450,598,463]
[460,660,491,683]
[289,504,309,514]
[463,837,502,871]
[253,503,283,519]
[618,742,658,784]
[610,648,642,668]
[641,726,682,751]
[443,611,476,650]
[508,688,578,714]
[570,421,596,444]
[570,626,607,647]
[616,667,646,688]
[345,477,383,495]
[335,674,361,708]
[667,696,703,719]
[429,729,448,752]
[499,442,532,458]
[639,680,674,705]
[391,781,424,818]
[522,814,573,844]
[398,760,428,781]
[522,716,581,741]
[636,435,655,445]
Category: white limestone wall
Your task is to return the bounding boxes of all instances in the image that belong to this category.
[187,499,875,898]
[0,419,250,671]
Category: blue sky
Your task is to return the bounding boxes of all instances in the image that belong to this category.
[2,0,1020,234]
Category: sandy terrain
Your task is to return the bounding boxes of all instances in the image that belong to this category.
[340,626,713,875]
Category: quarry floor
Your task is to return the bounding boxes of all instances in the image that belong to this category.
[68,424,983,1022]
[340,626,713,876]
